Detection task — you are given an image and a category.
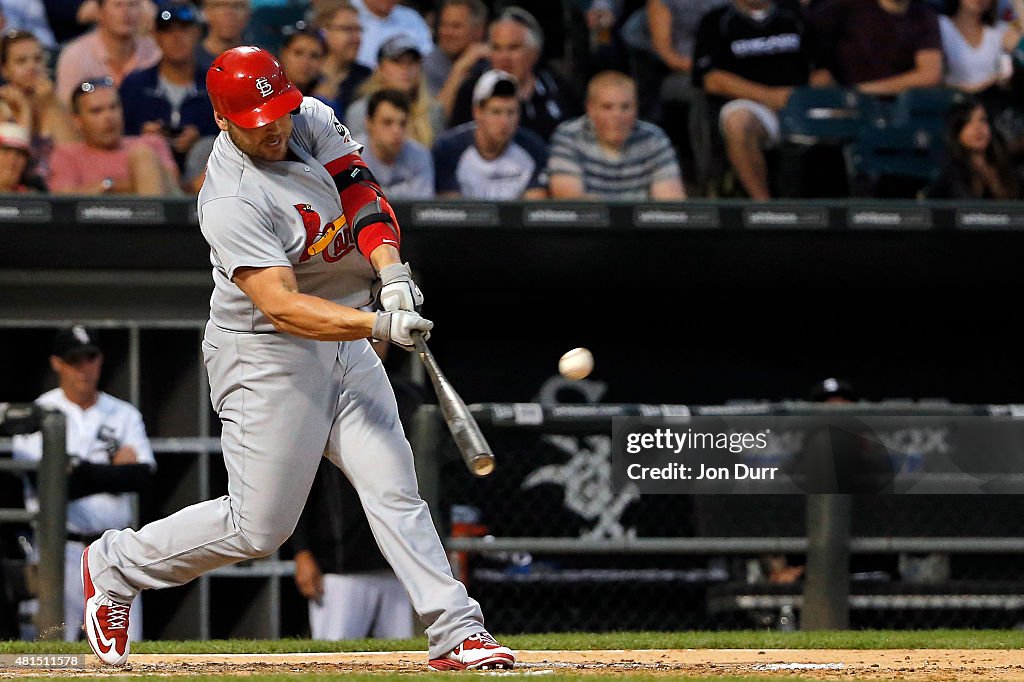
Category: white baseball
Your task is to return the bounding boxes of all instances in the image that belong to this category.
[558,347,594,380]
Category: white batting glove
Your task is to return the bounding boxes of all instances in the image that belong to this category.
[375,262,424,312]
[372,311,433,351]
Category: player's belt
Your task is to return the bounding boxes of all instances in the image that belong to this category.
[66,532,102,544]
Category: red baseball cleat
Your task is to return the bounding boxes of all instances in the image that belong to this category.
[81,546,131,666]
[428,631,516,670]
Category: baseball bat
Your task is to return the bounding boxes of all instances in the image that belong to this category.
[413,333,495,477]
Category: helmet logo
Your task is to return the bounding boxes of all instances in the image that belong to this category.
[255,77,274,98]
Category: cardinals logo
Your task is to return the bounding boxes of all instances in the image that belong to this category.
[294,203,354,263]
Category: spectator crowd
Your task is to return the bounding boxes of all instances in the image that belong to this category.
[2,0,1024,200]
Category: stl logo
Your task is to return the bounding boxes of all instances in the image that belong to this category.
[255,77,273,97]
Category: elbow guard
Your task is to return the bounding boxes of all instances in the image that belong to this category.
[326,154,401,259]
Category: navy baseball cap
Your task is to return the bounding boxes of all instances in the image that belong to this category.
[377,34,422,62]
[156,2,199,30]
[52,325,101,360]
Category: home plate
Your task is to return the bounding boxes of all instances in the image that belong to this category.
[754,663,846,671]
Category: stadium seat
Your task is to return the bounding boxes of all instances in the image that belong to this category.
[845,122,943,198]
[774,88,885,198]
[243,3,308,55]
[779,86,885,146]
[890,87,968,136]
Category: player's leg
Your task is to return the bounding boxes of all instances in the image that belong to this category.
[325,339,510,668]
[86,327,338,605]
[370,572,415,639]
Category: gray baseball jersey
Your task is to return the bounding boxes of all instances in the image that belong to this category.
[199,97,373,332]
[87,95,489,659]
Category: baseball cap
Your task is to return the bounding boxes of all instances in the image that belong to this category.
[155,1,199,30]
[52,325,101,360]
[0,122,30,153]
[807,377,858,402]
[377,34,422,62]
[472,69,517,106]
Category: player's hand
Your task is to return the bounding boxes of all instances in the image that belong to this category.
[375,262,424,313]
[372,310,433,351]
[293,550,324,602]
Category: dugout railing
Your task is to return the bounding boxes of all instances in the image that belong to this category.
[0,404,66,639]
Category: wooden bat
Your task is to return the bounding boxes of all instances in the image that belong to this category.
[413,334,495,477]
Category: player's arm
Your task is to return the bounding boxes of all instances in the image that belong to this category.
[325,153,423,312]
[234,265,376,340]
[299,100,423,312]
[233,265,431,346]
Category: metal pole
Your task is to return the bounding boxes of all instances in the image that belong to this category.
[801,493,851,630]
[36,409,67,640]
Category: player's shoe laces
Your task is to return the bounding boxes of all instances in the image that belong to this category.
[428,631,516,671]
[81,546,131,666]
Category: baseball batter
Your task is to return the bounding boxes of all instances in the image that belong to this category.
[79,47,514,671]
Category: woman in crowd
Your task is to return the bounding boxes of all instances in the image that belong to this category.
[0,29,76,181]
[312,1,371,116]
[928,99,1021,199]
[939,0,1020,94]
[344,35,444,147]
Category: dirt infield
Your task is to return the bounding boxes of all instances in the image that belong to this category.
[3,649,1023,679]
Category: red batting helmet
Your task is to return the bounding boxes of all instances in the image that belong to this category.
[207,46,303,128]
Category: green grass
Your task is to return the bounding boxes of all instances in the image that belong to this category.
[2,629,1024,655]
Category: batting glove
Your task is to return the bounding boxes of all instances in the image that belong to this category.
[375,262,424,313]
[372,311,433,351]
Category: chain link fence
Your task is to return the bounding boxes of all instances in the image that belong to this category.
[424,403,1024,633]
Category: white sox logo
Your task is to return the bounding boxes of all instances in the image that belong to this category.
[255,77,274,97]
[523,434,640,539]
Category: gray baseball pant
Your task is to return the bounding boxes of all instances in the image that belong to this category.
[88,323,484,657]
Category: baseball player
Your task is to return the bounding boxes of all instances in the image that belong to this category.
[79,46,515,671]
[12,325,154,642]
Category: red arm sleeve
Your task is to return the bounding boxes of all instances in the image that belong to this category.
[325,154,401,259]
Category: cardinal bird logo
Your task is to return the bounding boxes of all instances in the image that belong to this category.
[294,203,354,263]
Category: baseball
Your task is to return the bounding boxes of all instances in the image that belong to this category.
[559,347,594,380]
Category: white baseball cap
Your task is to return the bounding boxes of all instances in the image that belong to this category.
[472,69,518,107]
[0,122,31,153]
